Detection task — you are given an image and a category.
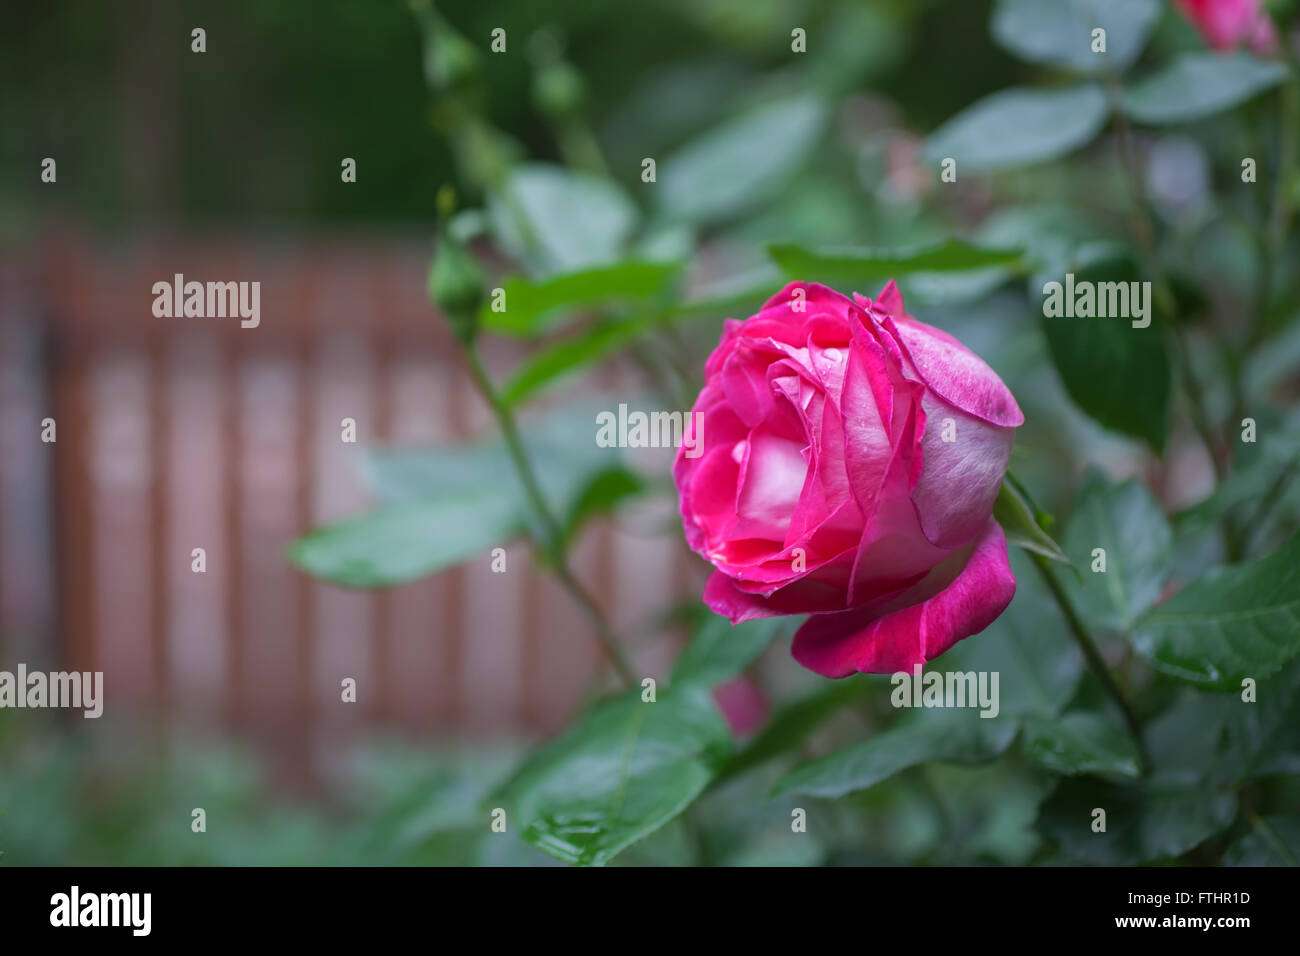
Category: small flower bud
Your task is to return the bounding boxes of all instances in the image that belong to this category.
[411,1,480,95]
[429,228,485,344]
[533,61,586,119]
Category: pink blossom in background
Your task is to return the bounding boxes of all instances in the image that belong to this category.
[1175,0,1279,54]
[713,676,770,738]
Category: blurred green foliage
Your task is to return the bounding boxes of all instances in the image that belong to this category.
[2,0,1026,231]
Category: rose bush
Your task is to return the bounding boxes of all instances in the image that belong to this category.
[674,281,1023,677]
[277,1,1300,869]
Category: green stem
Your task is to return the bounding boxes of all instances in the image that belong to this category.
[557,119,610,178]
[1031,554,1150,775]
[1103,73,1176,318]
[914,767,954,847]
[1104,76,1223,465]
[684,806,713,866]
[1268,51,1299,258]
[1242,461,1300,554]
[1106,71,1238,562]
[462,343,637,687]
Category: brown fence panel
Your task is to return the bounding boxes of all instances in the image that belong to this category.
[0,236,701,779]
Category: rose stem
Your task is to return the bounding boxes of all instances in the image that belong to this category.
[1104,70,1237,560]
[1267,35,1298,259]
[1031,553,1150,776]
[462,342,638,688]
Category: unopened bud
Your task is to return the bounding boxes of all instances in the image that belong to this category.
[429,230,485,343]
[533,62,586,118]
[413,2,480,95]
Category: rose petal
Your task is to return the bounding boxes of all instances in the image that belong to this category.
[910,393,1015,550]
[888,315,1023,428]
[860,282,1022,429]
[704,570,785,622]
[840,323,908,519]
[720,345,778,428]
[686,444,743,548]
[872,278,907,319]
[704,553,859,619]
[846,387,946,605]
[734,424,809,542]
[791,520,1015,677]
[759,280,858,320]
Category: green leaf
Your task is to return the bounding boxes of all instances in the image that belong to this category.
[719,679,872,781]
[767,238,1025,289]
[992,0,1160,74]
[925,761,1057,865]
[1175,412,1300,540]
[891,268,1019,307]
[771,707,1018,800]
[1064,475,1172,633]
[365,400,638,523]
[488,163,638,276]
[1038,256,1171,448]
[479,260,682,337]
[1125,53,1288,126]
[1021,710,1141,778]
[291,402,642,587]
[493,687,732,866]
[1224,817,1300,866]
[923,84,1109,172]
[769,545,1081,802]
[1143,690,1251,788]
[665,266,779,323]
[501,315,656,407]
[945,546,1084,717]
[1146,657,1300,788]
[1036,777,1237,864]
[670,615,784,689]
[1216,657,1300,782]
[1130,532,1300,690]
[287,492,520,588]
[977,203,1111,260]
[1138,665,1300,790]
[655,95,829,226]
[559,468,644,552]
[993,477,1069,564]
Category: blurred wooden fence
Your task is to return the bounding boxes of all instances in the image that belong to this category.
[0,235,691,773]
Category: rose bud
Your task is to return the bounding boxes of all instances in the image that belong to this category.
[674,281,1023,678]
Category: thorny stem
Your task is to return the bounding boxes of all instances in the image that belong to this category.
[1032,554,1150,776]
[462,343,638,687]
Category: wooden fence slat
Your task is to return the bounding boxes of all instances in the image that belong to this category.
[149,317,171,712]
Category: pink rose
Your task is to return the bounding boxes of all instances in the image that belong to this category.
[1175,0,1278,54]
[674,281,1022,678]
